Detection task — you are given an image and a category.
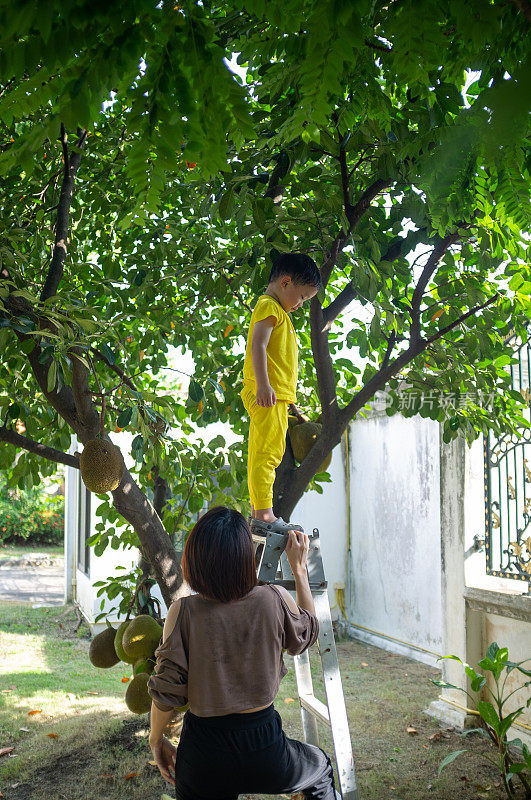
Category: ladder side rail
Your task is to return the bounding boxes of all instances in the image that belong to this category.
[293,649,321,746]
[313,588,359,800]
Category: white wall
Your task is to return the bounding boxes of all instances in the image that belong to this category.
[346,409,443,666]
[65,431,138,629]
[293,437,349,619]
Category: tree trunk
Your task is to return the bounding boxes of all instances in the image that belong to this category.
[111,467,187,608]
[273,418,345,520]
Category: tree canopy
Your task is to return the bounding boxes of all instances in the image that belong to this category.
[0,0,530,610]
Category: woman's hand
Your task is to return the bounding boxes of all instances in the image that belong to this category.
[150,735,176,786]
[285,529,309,576]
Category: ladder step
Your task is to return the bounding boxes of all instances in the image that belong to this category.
[299,693,330,725]
[267,579,328,591]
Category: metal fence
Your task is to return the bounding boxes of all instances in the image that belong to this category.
[484,328,531,587]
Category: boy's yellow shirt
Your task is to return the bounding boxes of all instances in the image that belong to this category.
[241,294,298,402]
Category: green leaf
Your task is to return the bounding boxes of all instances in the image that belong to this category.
[98,343,117,365]
[437,654,464,666]
[478,656,496,672]
[76,317,99,334]
[188,379,204,403]
[46,360,57,392]
[20,338,36,354]
[499,709,523,741]
[438,750,467,775]
[206,376,224,400]
[478,700,501,734]
[131,434,144,462]
[506,660,531,678]
[464,665,485,692]
[252,200,267,231]
[429,679,463,692]
[218,188,235,220]
[461,727,491,739]
[117,407,133,428]
[485,645,501,666]
[72,353,91,370]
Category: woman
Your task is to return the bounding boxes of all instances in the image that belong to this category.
[147,505,338,800]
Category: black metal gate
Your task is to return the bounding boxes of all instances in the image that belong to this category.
[484,329,531,587]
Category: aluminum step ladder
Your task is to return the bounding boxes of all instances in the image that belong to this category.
[252,528,359,800]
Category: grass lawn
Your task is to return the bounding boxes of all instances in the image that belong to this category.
[0,544,64,560]
[0,603,524,800]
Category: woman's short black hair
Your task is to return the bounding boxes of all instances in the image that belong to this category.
[181,506,257,602]
[268,252,322,289]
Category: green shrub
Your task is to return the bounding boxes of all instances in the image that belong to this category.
[0,483,64,546]
[433,642,531,799]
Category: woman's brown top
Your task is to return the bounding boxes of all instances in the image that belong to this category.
[147,583,319,717]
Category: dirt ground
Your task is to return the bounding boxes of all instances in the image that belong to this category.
[0,604,528,800]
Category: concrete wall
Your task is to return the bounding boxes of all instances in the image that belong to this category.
[292,438,349,619]
[346,408,443,667]
[461,436,531,736]
[484,614,530,725]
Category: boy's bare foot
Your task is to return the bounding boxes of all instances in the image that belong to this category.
[253,509,277,523]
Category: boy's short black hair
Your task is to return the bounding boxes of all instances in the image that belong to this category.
[268,252,322,290]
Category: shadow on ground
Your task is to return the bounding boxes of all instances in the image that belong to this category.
[0,604,526,800]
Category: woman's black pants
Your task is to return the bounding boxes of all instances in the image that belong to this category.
[173,703,337,800]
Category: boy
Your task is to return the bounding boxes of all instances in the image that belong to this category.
[240,252,321,534]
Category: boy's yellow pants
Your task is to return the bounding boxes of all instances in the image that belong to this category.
[240,385,289,509]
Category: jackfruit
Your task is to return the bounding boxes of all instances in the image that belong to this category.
[125,672,152,714]
[89,626,120,668]
[122,614,163,662]
[287,415,299,429]
[133,657,155,675]
[288,421,332,472]
[78,437,125,494]
[114,620,136,664]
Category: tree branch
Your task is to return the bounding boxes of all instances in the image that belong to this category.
[321,201,415,330]
[409,230,463,345]
[60,122,69,174]
[0,426,79,468]
[322,282,358,329]
[381,331,397,371]
[338,294,499,432]
[40,127,87,302]
[70,347,100,436]
[91,347,139,394]
[310,296,338,424]
[424,294,500,345]
[0,270,97,440]
[321,178,392,288]
[339,340,425,428]
[347,145,373,180]
[338,135,352,217]
[380,236,406,264]
[511,0,531,23]
[264,151,291,204]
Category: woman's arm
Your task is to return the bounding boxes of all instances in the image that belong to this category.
[149,703,175,745]
[148,598,182,744]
